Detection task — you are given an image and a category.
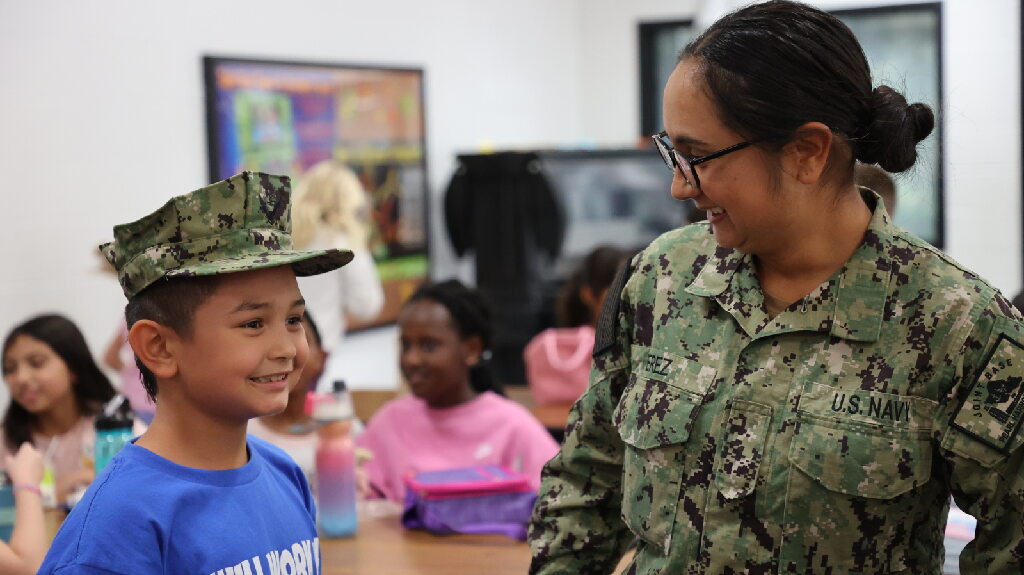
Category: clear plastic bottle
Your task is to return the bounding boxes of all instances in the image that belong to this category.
[94,395,135,474]
[314,381,357,537]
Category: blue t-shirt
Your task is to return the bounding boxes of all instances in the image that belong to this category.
[40,436,321,574]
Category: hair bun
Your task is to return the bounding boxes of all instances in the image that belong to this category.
[853,86,935,173]
[907,102,936,142]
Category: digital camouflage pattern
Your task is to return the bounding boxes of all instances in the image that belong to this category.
[528,192,1024,574]
[101,171,353,299]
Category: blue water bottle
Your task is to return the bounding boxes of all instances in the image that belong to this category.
[94,395,134,474]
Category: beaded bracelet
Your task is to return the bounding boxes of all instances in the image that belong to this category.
[13,483,41,496]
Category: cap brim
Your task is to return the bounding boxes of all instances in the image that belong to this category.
[163,248,354,280]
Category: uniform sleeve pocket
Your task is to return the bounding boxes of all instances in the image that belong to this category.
[788,417,932,499]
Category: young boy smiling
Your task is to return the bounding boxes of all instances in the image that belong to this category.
[39,172,352,574]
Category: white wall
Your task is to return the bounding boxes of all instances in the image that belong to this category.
[0,0,584,395]
[1,0,1021,401]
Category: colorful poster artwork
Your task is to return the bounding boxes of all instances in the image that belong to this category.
[205,58,429,328]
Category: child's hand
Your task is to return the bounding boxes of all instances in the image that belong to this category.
[355,447,373,499]
[4,443,43,486]
[56,468,95,506]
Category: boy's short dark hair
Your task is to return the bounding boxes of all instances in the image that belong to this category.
[125,275,220,400]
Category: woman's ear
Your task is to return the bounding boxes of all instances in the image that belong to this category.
[462,335,484,368]
[127,320,178,380]
[782,121,834,185]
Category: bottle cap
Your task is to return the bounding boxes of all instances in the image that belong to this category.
[95,395,134,430]
[309,380,354,422]
[317,419,352,438]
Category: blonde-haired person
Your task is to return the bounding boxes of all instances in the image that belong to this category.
[292,160,385,371]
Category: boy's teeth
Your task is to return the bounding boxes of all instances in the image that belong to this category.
[250,374,285,383]
[709,208,724,215]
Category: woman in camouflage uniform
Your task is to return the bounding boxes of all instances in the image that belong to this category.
[528,1,1024,574]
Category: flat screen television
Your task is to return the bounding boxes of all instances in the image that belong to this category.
[537,149,682,280]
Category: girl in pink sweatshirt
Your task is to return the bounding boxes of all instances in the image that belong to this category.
[357,280,559,503]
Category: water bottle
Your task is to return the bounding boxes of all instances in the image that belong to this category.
[314,381,357,537]
[0,475,13,541]
[94,395,135,474]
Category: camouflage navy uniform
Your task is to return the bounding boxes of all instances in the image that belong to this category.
[529,192,1024,574]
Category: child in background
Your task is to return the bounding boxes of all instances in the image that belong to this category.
[0,443,48,574]
[1,314,117,506]
[248,311,326,479]
[358,279,559,503]
[523,246,628,405]
[101,319,155,424]
[39,172,353,574]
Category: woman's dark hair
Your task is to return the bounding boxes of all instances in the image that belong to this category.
[406,279,503,396]
[680,0,934,184]
[2,314,116,452]
[557,246,628,328]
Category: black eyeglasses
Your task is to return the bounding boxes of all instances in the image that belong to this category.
[652,131,757,191]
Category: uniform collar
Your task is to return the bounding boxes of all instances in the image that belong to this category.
[685,189,893,342]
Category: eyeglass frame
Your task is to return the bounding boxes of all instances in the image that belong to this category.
[652,131,759,190]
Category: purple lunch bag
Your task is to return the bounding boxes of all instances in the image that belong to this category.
[401,465,538,540]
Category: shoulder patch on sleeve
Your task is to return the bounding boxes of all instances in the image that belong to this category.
[593,258,634,358]
[952,333,1024,453]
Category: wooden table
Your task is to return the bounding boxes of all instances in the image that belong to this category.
[321,512,531,574]
[529,403,573,430]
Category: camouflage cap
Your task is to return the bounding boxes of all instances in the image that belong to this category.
[100,171,354,299]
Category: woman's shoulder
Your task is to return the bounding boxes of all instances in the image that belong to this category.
[625,222,721,290]
[645,221,716,257]
[886,227,1001,305]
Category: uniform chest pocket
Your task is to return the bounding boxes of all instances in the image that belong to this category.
[789,382,937,498]
[788,416,932,498]
[613,348,716,553]
[782,383,939,573]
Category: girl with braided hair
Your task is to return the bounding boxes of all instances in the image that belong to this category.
[357,279,558,503]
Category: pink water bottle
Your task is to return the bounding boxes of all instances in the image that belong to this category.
[313,381,357,537]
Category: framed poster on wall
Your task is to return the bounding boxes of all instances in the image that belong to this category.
[203,56,429,329]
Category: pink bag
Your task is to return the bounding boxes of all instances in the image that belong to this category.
[523,326,595,405]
